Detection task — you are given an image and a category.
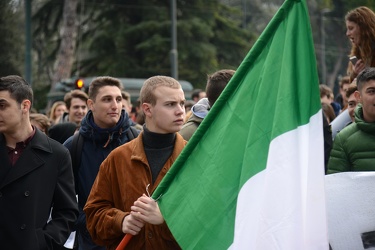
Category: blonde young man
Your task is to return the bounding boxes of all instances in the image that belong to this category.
[84,76,186,249]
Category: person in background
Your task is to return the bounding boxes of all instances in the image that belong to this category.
[121,90,132,114]
[0,75,78,249]
[183,100,195,124]
[48,122,78,144]
[30,113,52,135]
[345,6,375,81]
[122,90,143,131]
[184,100,195,113]
[320,84,341,117]
[84,76,186,249]
[57,90,88,125]
[180,69,235,141]
[64,76,139,250]
[191,88,206,103]
[134,98,146,126]
[49,90,89,144]
[345,83,360,124]
[335,76,351,110]
[327,67,375,173]
[128,98,145,127]
[322,103,336,124]
[49,101,67,125]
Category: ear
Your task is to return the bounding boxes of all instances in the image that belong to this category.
[22,100,31,114]
[142,103,152,118]
[87,99,94,110]
[354,90,361,102]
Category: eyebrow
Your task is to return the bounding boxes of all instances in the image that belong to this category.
[101,94,122,98]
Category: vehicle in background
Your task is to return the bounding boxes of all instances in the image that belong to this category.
[47,77,194,105]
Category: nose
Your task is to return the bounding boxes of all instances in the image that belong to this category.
[346,29,350,37]
[78,107,85,113]
[176,104,185,116]
[110,99,119,110]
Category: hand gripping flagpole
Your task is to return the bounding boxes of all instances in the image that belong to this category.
[116,184,163,250]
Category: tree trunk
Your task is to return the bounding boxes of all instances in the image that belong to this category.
[327,45,345,90]
[50,0,78,94]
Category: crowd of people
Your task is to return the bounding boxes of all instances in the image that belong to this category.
[320,6,375,175]
[0,5,375,250]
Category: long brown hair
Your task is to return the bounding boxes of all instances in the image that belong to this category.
[346,7,375,68]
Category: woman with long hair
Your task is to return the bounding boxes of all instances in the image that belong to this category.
[345,6,375,81]
[49,101,67,124]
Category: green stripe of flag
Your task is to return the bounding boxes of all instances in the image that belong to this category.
[153,0,323,248]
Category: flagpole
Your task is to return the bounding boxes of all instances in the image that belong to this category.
[115,234,133,250]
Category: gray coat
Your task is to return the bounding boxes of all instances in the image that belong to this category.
[0,129,78,250]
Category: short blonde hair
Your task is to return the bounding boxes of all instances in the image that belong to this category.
[140,76,181,105]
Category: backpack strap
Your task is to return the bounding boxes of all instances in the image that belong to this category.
[69,132,84,192]
[68,128,137,192]
[126,126,139,141]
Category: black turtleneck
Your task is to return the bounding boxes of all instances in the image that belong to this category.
[142,127,175,183]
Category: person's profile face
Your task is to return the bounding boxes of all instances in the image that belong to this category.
[0,91,26,134]
[145,86,185,134]
[346,20,361,46]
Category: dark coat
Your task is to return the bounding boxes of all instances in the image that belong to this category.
[0,129,78,250]
[63,109,134,249]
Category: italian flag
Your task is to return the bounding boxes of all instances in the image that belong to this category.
[153,0,328,248]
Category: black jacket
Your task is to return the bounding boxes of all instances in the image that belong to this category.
[0,129,78,250]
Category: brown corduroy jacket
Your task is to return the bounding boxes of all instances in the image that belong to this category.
[84,132,186,250]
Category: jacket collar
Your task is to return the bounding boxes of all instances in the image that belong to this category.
[79,109,130,146]
[0,129,52,188]
[355,104,375,134]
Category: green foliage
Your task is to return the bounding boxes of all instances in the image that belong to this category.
[0,1,24,76]
[345,0,375,10]
[33,84,50,112]
[32,0,255,89]
[31,0,375,97]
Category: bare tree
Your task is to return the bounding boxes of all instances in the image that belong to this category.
[50,0,78,93]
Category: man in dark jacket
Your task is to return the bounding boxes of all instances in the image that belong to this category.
[0,75,78,249]
[64,76,138,250]
[327,67,375,173]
